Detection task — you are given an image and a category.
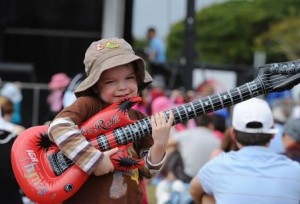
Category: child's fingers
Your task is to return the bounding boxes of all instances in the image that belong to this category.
[151,115,156,126]
[156,113,163,125]
[167,111,174,125]
[106,147,119,156]
[152,113,160,126]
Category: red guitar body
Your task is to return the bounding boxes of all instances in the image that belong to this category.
[11,97,144,204]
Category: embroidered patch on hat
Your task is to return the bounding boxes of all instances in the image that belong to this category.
[96,43,105,51]
[105,41,119,49]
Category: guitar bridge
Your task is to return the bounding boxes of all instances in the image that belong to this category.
[48,151,73,176]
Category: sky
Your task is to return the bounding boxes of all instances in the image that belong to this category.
[133,0,225,39]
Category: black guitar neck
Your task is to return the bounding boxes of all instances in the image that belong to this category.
[94,76,269,150]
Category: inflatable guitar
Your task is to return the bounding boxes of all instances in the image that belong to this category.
[11,59,300,204]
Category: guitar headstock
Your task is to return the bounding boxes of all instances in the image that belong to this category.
[257,59,300,92]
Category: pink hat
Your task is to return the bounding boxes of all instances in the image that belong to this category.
[151,96,175,114]
[49,73,71,90]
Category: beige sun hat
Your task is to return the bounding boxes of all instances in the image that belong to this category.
[74,38,152,97]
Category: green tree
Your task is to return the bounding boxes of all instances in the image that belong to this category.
[255,17,300,61]
[166,0,300,66]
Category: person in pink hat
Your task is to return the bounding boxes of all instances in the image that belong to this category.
[48,38,174,204]
[45,73,71,122]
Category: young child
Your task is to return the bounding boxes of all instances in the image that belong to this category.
[48,38,174,203]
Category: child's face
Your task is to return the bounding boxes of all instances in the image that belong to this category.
[95,64,139,104]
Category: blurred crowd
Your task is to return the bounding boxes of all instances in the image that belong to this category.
[140,77,300,204]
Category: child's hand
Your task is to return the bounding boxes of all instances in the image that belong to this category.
[151,111,174,150]
[93,147,119,176]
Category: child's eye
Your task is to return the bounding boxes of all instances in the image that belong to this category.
[104,80,114,84]
[126,76,136,80]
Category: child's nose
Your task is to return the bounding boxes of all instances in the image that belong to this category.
[118,81,127,89]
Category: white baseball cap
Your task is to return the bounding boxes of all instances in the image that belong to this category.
[232,98,277,134]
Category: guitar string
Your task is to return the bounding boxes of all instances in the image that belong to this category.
[60,73,289,166]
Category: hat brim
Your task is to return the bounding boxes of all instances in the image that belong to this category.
[234,127,278,135]
[74,54,152,97]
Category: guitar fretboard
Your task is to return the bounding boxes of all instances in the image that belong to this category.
[94,76,271,150]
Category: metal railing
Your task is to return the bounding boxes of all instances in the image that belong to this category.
[1,81,49,127]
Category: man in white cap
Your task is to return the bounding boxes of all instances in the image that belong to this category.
[189,97,300,204]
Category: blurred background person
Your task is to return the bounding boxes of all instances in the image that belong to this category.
[0,96,25,134]
[265,90,300,155]
[0,95,25,203]
[210,128,239,158]
[268,96,294,153]
[210,114,227,141]
[170,115,221,182]
[196,80,230,127]
[44,72,70,123]
[146,75,167,115]
[145,27,170,87]
[62,71,86,108]
[0,82,23,124]
[282,118,300,162]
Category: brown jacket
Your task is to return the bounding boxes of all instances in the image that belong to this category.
[50,96,159,203]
